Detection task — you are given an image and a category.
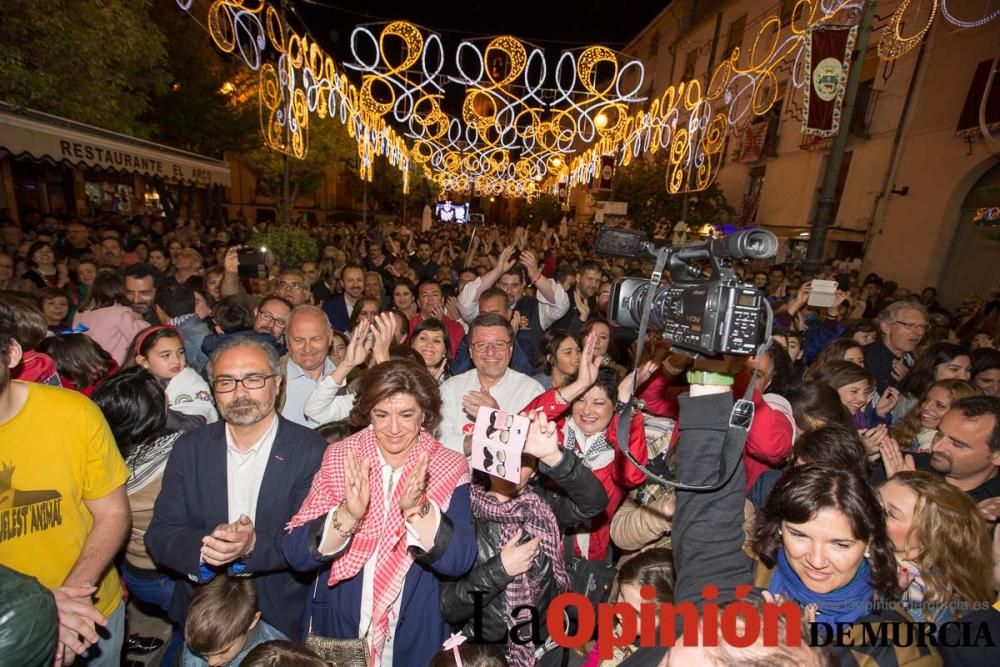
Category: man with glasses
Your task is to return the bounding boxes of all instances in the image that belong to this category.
[438,312,544,455]
[457,245,568,372]
[863,301,930,394]
[252,296,292,344]
[272,269,311,307]
[146,336,326,641]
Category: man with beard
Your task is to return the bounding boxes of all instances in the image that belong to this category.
[0,301,130,665]
[124,264,158,325]
[551,260,603,333]
[145,337,326,640]
[322,263,365,332]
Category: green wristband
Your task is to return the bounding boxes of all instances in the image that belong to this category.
[686,370,735,386]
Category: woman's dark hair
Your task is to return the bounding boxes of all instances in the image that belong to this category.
[536,328,580,376]
[242,640,328,667]
[36,286,70,307]
[766,343,795,397]
[754,464,900,601]
[580,316,612,341]
[123,326,183,368]
[971,347,1000,381]
[427,643,508,667]
[791,423,869,478]
[26,241,53,269]
[410,317,453,362]
[812,338,864,369]
[784,381,852,432]
[91,366,169,457]
[349,359,443,432]
[348,296,382,330]
[79,272,127,311]
[897,342,970,398]
[37,334,115,389]
[392,278,416,301]
[804,359,875,392]
[616,547,675,604]
[314,420,360,444]
[845,319,877,337]
[212,296,253,333]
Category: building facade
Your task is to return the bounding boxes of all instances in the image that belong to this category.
[618,0,999,307]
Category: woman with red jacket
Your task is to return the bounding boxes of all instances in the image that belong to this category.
[523,335,655,561]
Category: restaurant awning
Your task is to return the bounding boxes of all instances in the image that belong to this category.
[0,103,230,187]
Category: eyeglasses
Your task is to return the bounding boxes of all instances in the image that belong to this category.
[212,374,276,393]
[257,310,287,327]
[892,320,930,333]
[470,340,511,353]
[277,280,305,291]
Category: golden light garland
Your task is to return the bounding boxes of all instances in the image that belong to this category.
[176,0,998,200]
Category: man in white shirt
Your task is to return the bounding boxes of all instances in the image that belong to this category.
[438,312,544,454]
[280,306,334,426]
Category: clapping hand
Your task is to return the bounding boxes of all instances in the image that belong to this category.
[370,313,395,364]
[519,250,540,282]
[891,359,909,382]
[343,321,374,368]
[522,410,561,466]
[618,360,658,402]
[462,386,499,419]
[879,436,915,478]
[574,289,590,321]
[343,450,371,522]
[399,451,430,515]
[575,332,600,388]
[201,514,256,566]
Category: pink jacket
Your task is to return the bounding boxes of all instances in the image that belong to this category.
[73,305,150,365]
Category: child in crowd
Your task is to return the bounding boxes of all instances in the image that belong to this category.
[182,576,286,667]
[128,325,218,423]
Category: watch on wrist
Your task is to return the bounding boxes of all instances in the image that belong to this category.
[686,370,735,386]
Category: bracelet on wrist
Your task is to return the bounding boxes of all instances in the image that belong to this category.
[404,496,431,523]
[331,501,362,537]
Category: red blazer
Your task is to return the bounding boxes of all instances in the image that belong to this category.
[524,388,648,560]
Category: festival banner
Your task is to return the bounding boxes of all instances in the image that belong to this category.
[597,155,615,191]
[802,25,858,138]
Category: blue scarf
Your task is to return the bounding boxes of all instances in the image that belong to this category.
[769,548,873,627]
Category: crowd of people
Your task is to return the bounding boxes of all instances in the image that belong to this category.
[1,208,999,667]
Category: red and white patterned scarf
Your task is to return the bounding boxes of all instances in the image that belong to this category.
[287,427,471,665]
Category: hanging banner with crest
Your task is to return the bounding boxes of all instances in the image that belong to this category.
[802,25,858,137]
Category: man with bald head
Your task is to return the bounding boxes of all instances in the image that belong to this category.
[279,305,334,426]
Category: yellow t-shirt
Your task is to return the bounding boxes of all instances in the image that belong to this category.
[0,381,129,616]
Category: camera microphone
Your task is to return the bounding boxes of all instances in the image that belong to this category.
[594,226,655,259]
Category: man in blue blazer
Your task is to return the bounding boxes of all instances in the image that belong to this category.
[146,336,327,640]
[322,263,366,332]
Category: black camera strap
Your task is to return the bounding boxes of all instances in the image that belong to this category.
[613,253,774,492]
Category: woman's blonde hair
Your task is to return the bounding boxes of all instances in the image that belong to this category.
[888,471,994,613]
[891,379,980,445]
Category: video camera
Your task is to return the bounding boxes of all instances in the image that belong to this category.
[595,226,778,357]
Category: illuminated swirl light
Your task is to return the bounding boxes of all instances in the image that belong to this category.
[179,0,995,199]
[940,0,1000,28]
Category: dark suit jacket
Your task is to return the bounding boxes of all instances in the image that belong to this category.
[145,415,326,638]
[322,294,351,332]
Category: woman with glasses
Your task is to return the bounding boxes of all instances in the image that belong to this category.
[440,410,607,667]
[284,359,476,667]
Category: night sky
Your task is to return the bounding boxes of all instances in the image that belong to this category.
[291,0,671,62]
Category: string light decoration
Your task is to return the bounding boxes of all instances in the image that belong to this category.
[176,0,999,199]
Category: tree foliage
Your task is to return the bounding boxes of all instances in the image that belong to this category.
[610,151,735,234]
[242,117,359,222]
[143,0,258,157]
[249,225,319,268]
[0,0,169,136]
[526,194,562,227]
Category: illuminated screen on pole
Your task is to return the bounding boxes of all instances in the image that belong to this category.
[435,201,470,223]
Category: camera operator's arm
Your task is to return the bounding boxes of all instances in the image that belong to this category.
[671,362,753,608]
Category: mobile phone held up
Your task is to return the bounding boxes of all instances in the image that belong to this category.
[238,247,268,278]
